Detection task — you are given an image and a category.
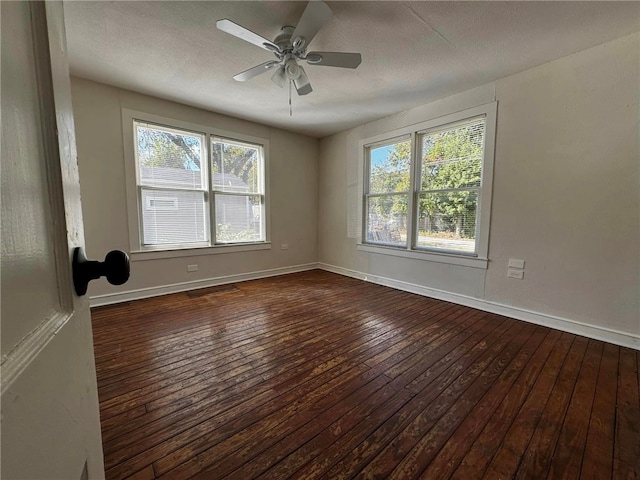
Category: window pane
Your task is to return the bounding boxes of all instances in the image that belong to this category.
[420,118,484,190]
[141,189,208,245]
[135,123,205,189]
[215,194,264,243]
[416,191,478,253]
[368,139,411,194]
[212,139,261,194]
[366,195,407,246]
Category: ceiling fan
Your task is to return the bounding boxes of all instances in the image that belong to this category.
[216,1,362,96]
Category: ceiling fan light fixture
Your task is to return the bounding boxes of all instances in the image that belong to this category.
[285,59,301,79]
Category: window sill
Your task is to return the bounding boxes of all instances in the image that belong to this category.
[356,243,488,269]
[130,242,271,261]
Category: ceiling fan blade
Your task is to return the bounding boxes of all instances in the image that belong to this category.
[233,61,280,82]
[216,19,279,52]
[292,1,332,47]
[306,52,362,69]
[271,66,286,87]
[293,66,312,96]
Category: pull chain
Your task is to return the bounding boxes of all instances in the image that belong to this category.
[289,80,292,116]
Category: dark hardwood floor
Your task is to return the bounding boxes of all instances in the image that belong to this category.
[91,270,640,480]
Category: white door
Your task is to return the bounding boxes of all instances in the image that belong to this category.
[1,1,104,479]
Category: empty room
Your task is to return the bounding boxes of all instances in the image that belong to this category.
[2,1,639,479]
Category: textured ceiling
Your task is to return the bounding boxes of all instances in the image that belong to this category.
[64,1,639,138]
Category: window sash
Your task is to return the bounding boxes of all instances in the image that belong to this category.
[364,192,409,247]
[134,121,208,191]
[139,187,210,247]
[212,192,265,244]
[211,137,264,195]
[413,188,480,255]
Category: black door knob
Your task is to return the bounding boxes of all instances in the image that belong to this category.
[73,247,130,296]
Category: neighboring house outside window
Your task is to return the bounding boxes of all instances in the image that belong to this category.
[360,102,497,268]
[123,110,269,258]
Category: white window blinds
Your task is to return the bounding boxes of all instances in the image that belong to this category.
[416,116,486,253]
[134,122,209,246]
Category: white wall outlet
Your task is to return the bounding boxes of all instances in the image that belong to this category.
[507,268,524,279]
[281,244,289,250]
[508,258,525,269]
[187,264,198,272]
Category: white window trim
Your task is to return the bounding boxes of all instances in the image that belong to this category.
[357,102,497,269]
[122,109,271,261]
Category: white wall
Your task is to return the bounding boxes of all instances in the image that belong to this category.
[318,33,640,346]
[71,78,318,300]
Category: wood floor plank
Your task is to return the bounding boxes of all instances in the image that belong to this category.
[580,343,618,479]
[613,347,640,478]
[357,323,539,479]
[153,302,464,479]
[319,322,530,480]
[453,331,574,480]
[512,335,589,479]
[546,339,603,479]
[103,295,450,456]
[266,313,502,480]
[421,328,560,479]
[89,270,637,480]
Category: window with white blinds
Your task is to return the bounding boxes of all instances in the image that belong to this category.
[361,103,496,264]
[416,117,485,254]
[132,120,267,249]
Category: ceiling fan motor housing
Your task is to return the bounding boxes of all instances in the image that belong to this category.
[274,26,296,52]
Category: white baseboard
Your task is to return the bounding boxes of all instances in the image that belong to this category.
[318,263,640,351]
[89,263,319,307]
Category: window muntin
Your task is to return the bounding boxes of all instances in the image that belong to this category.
[364,137,411,247]
[132,120,266,249]
[362,110,491,258]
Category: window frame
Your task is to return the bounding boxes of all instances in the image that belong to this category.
[123,109,270,260]
[358,102,497,269]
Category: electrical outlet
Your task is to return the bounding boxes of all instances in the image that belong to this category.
[187,264,198,272]
[508,258,525,269]
[507,268,524,279]
[281,244,289,250]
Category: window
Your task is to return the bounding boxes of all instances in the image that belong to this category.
[125,111,268,256]
[211,137,265,244]
[361,103,496,267]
